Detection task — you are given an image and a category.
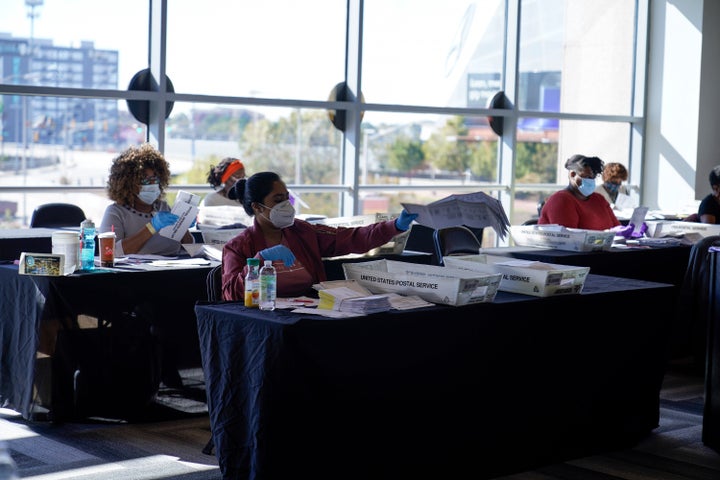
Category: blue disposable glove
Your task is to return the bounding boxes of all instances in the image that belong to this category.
[260,245,295,267]
[151,211,179,231]
[395,210,419,231]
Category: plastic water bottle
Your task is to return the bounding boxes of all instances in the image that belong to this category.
[259,260,277,311]
[79,219,96,271]
[244,258,260,308]
[0,441,19,480]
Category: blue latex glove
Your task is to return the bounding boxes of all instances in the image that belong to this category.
[260,245,295,267]
[395,210,419,231]
[151,211,179,231]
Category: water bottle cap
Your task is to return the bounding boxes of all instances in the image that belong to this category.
[264,260,272,266]
[247,258,260,266]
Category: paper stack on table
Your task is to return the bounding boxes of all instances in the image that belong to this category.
[318,286,392,314]
[402,191,510,239]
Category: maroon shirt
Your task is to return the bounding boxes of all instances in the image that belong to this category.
[222,218,401,300]
[539,189,620,230]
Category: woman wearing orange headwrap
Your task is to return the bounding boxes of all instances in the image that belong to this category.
[201,157,246,207]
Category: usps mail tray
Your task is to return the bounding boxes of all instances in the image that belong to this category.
[510,225,614,252]
[646,220,720,238]
[342,259,501,306]
[442,254,589,297]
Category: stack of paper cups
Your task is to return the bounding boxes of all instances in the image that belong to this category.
[51,231,80,275]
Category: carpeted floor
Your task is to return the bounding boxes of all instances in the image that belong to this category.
[2,362,719,480]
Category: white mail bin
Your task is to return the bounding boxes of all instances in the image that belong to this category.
[510,225,614,252]
[342,259,501,306]
[442,254,589,297]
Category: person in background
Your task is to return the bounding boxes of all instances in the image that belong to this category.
[222,171,418,300]
[595,162,631,208]
[698,165,720,224]
[99,143,193,256]
[538,154,620,230]
[201,157,246,207]
[197,157,252,228]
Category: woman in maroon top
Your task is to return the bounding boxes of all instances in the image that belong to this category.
[221,171,418,300]
[539,154,620,230]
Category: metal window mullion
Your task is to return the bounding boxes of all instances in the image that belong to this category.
[148,0,168,150]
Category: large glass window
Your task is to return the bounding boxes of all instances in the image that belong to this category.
[167,0,345,99]
[363,0,505,108]
[0,0,647,234]
[519,0,636,116]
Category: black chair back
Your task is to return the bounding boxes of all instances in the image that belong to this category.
[206,264,223,302]
[433,226,482,265]
[30,203,86,228]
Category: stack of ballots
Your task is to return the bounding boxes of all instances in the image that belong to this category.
[402,191,510,239]
[317,285,392,314]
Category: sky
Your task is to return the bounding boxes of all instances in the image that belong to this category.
[0,0,485,109]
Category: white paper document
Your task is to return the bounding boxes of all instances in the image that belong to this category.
[402,192,510,239]
[201,228,244,245]
[159,190,201,241]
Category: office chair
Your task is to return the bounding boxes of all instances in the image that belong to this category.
[521,200,546,226]
[30,203,86,228]
[433,226,482,266]
[206,264,223,302]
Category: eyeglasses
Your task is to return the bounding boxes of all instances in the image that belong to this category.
[140,175,159,185]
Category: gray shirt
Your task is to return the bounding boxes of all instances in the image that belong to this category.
[100,201,185,256]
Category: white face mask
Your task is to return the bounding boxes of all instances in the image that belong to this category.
[261,200,295,229]
[137,184,160,205]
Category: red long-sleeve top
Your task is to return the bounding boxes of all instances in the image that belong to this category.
[538,189,620,230]
[221,218,401,300]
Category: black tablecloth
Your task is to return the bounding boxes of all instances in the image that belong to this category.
[0,228,57,261]
[196,274,673,480]
[0,263,214,419]
[0,266,44,418]
[704,250,720,450]
[481,244,691,286]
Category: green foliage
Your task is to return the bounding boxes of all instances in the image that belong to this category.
[238,110,340,184]
[423,116,472,174]
[468,141,497,180]
[515,142,558,183]
[387,135,424,172]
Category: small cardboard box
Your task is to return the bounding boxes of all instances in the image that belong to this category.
[342,259,502,306]
[18,252,66,276]
[646,220,720,239]
[510,225,614,252]
[442,254,589,297]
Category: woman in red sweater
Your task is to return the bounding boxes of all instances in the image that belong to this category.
[221,171,417,300]
[538,154,620,230]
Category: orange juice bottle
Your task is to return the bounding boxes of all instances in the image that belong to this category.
[244,258,260,307]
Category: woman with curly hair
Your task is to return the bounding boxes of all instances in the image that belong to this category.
[99,143,193,256]
[595,162,631,207]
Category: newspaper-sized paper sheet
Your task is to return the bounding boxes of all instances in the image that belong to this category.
[402,192,510,239]
[159,190,201,241]
[201,228,245,245]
